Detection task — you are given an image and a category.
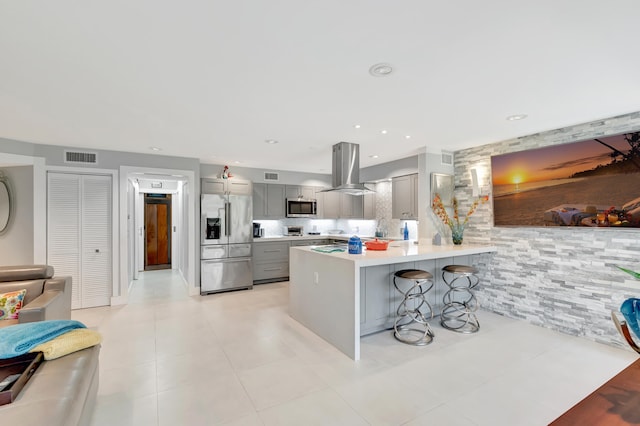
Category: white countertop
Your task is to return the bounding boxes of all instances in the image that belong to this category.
[291,240,497,267]
[253,234,365,243]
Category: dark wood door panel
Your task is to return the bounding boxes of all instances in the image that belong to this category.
[144,195,171,270]
[157,204,169,265]
[145,203,158,266]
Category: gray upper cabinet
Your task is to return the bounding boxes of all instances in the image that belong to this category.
[227,179,253,195]
[341,193,363,219]
[202,178,252,195]
[318,191,365,219]
[253,183,286,219]
[392,174,418,219]
[285,185,315,200]
[315,188,326,218]
[363,193,376,220]
[320,190,339,218]
[202,178,226,194]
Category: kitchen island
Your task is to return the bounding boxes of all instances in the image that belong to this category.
[289,241,497,360]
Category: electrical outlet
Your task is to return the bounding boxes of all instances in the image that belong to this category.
[314,272,319,284]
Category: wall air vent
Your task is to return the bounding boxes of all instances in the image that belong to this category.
[441,151,453,166]
[64,151,98,164]
[264,172,279,182]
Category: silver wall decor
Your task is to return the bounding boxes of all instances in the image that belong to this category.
[0,171,13,235]
[431,173,454,206]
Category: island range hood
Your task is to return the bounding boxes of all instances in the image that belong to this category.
[322,142,374,196]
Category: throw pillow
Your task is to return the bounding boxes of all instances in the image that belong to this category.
[0,289,27,320]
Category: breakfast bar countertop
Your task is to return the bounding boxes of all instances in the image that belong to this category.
[290,240,497,267]
[252,234,373,243]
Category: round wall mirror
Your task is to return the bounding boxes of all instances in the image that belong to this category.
[0,173,13,235]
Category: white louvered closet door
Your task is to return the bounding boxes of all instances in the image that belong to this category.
[47,172,112,309]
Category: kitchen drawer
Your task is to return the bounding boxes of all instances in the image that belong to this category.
[253,241,290,262]
[253,261,289,281]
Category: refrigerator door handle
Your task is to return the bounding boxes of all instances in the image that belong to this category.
[217,207,226,236]
[225,202,231,236]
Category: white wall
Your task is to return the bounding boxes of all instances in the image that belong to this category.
[0,166,34,265]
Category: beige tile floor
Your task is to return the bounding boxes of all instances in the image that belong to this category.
[73,269,638,426]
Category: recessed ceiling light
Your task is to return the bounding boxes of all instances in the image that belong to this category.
[149,146,162,151]
[369,63,394,77]
[405,135,411,139]
[506,114,528,121]
[265,139,278,144]
[354,124,361,129]
[234,161,241,164]
[369,154,379,159]
[381,130,388,134]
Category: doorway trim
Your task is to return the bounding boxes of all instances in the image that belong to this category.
[120,166,197,301]
[144,193,172,271]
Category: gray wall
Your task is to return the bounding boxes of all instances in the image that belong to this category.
[0,166,34,265]
[361,155,418,182]
[456,111,640,348]
[200,163,331,187]
[0,136,200,171]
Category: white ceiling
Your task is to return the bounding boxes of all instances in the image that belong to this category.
[1,1,639,173]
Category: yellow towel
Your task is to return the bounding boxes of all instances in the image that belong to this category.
[29,328,102,360]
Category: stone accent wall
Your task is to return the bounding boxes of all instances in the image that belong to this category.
[455,111,640,348]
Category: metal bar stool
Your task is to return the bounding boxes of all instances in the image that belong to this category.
[440,264,480,333]
[393,269,435,345]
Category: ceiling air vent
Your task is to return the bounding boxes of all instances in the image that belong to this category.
[64,150,98,164]
[441,151,453,166]
[264,172,279,182]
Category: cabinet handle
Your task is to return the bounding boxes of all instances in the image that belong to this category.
[264,250,281,253]
[264,267,283,271]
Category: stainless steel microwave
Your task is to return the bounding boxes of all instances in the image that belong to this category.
[286,198,317,218]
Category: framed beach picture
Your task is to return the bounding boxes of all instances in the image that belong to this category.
[431,173,454,207]
[490,131,640,228]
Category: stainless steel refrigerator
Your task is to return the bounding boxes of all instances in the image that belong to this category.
[200,189,253,294]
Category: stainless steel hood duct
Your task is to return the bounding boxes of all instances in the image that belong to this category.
[322,142,374,196]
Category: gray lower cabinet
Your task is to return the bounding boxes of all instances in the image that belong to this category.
[360,264,395,335]
[253,239,331,283]
[359,255,474,336]
[252,241,290,283]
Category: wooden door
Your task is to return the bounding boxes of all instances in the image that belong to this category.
[145,195,171,270]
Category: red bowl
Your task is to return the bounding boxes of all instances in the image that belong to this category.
[364,238,389,250]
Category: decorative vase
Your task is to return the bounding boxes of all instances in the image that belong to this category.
[451,224,464,245]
